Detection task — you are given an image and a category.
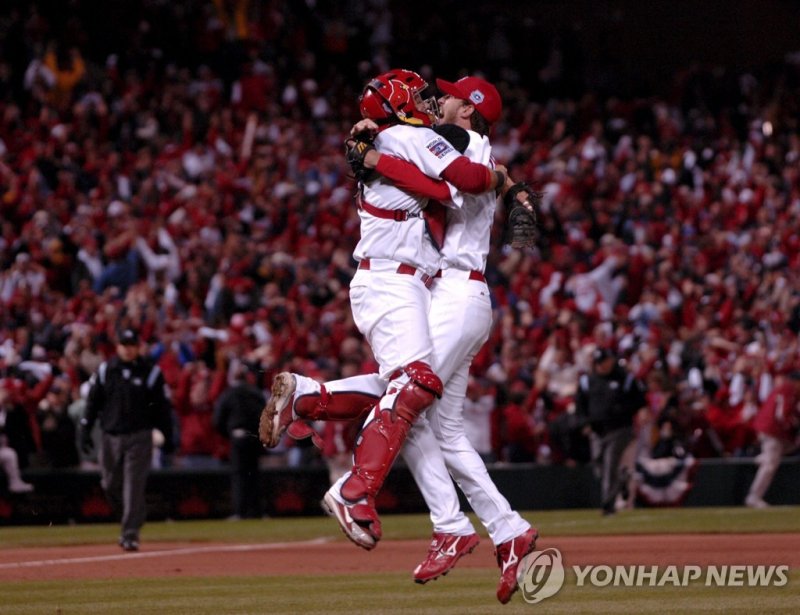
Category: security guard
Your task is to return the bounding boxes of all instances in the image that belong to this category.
[576,348,647,515]
[80,328,174,551]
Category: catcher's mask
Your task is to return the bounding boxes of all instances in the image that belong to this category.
[359,69,438,128]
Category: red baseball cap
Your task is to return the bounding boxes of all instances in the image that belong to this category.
[436,76,502,123]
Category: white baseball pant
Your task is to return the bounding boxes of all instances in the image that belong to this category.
[402,270,530,544]
[328,262,435,502]
[747,433,794,502]
[327,268,529,544]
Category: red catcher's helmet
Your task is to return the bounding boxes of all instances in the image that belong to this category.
[359,69,437,127]
[381,68,428,92]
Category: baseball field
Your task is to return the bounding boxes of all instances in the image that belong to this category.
[1,507,798,614]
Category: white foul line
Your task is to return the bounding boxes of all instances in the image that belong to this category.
[0,537,330,569]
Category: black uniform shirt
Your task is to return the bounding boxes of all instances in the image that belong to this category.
[84,356,173,440]
[576,364,647,435]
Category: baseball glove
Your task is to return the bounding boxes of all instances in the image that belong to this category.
[344,138,377,183]
[504,182,541,249]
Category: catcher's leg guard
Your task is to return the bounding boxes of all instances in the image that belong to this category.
[294,384,379,422]
[341,361,443,504]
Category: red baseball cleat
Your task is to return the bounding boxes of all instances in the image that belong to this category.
[321,490,382,551]
[413,532,480,584]
[495,527,538,604]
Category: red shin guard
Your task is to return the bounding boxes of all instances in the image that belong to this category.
[341,375,442,503]
[294,385,379,422]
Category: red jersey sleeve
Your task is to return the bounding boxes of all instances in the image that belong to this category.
[440,156,494,194]
[375,155,452,201]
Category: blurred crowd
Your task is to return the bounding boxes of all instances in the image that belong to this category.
[1,1,799,478]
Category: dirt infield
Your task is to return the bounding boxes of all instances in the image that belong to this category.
[1,533,798,581]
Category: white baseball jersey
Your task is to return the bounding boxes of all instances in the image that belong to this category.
[327,124,531,544]
[439,131,495,273]
[353,124,464,275]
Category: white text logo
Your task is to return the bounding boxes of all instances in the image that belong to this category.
[517,548,565,604]
[573,565,789,587]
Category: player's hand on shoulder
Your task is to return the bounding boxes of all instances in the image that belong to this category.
[350,119,379,140]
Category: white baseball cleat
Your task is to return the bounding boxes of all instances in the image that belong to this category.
[321,489,380,551]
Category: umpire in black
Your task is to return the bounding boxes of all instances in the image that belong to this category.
[576,348,646,515]
[80,328,174,551]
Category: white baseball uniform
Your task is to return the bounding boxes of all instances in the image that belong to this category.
[326,123,467,508]
[350,124,463,379]
[314,127,530,544]
[401,130,530,544]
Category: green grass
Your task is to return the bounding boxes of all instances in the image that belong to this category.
[1,508,799,614]
[2,507,799,548]
[2,569,799,615]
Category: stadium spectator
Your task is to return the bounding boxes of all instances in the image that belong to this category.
[212,361,265,519]
[173,360,227,467]
[0,384,34,493]
[462,376,497,463]
[0,0,799,497]
[36,376,80,468]
[745,372,800,508]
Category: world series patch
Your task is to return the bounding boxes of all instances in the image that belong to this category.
[425,137,454,158]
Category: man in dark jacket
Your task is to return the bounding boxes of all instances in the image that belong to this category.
[213,362,265,519]
[80,329,174,551]
[576,348,647,515]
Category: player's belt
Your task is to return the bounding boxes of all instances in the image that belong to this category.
[358,258,434,289]
[359,199,419,221]
[434,268,486,283]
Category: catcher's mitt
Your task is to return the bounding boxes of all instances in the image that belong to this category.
[504,182,541,249]
[344,137,377,183]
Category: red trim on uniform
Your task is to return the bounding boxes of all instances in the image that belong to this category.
[396,263,420,276]
[359,200,410,221]
[375,155,452,201]
[358,258,434,288]
[433,269,486,282]
[440,156,494,194]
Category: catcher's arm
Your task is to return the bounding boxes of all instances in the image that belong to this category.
[345,124,474,202]
[344,138,452,201]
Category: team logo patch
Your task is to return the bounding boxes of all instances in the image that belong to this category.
[469,89,485,104]
[426,137,454,158]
